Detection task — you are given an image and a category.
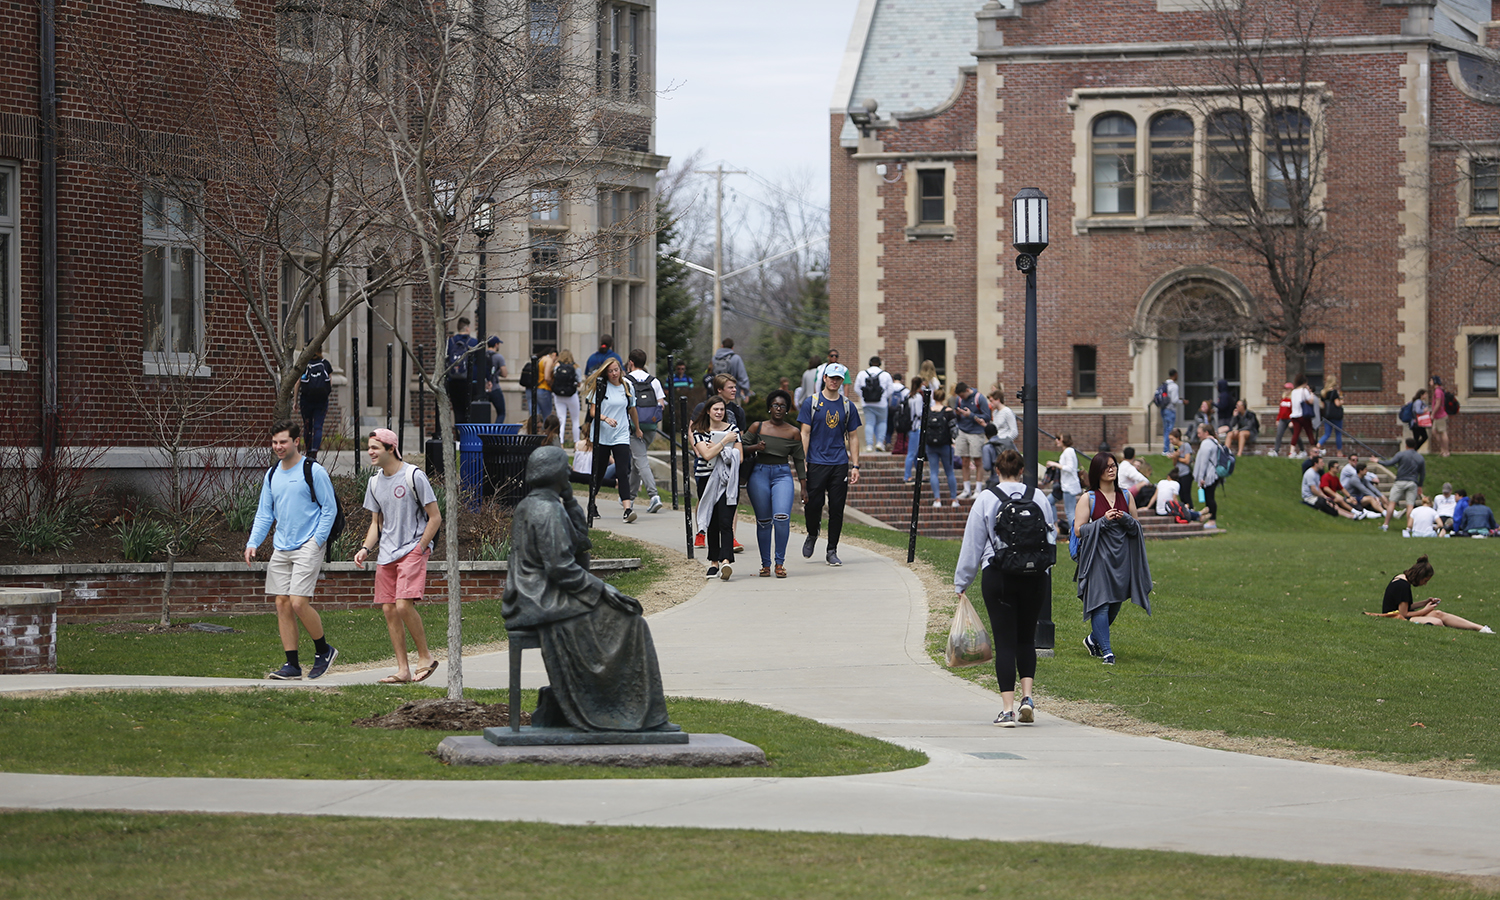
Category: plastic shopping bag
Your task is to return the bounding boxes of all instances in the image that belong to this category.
[945,594,994,668]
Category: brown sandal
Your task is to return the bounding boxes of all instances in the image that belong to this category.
[774,564,787,578]
[759,566,771,577]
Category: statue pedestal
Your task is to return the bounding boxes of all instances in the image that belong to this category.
[436,733,766,768]
[483,725,688,746]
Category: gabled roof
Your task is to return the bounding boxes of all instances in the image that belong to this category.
[832,0,996,145]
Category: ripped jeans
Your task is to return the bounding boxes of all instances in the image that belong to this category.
[747,462,795,567]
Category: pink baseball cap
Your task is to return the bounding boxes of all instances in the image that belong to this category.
[370,428,401,460]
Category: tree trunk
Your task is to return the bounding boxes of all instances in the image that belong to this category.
[160,550,175,627]
[438,383,464,700]
[1283,343,1306,385]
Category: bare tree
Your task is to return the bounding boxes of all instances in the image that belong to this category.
[1146,0,1348,381]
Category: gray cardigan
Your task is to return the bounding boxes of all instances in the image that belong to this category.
[1074,514,1153,618]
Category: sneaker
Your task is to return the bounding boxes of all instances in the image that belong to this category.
[307,646,338,680]
[1381,524,1389,532]
[719,564,732,581]
[624,508,638,523]
[957,487,972,500]
[1017,696,1035,724]
[267,663,302,681]
[993,710,1017,728]
[733,541,746,553]
[695,532,706,548]
[825,549,843,567]
[802,535,816,559]
[865,445,875,454]
[1393,509,1405,519]
[876,442,886,452]
[933,499,943,508]
[1102,653,1115,666]
[647,496,663,514]
[1479,625,1494,634]
[1402,529,1412,537]
[1083,634,1102,658]
[705,565,719,579]
[952,499,961,508]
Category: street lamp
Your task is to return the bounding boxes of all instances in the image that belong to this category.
[472,196,495,409]
[1012,186,1054,652]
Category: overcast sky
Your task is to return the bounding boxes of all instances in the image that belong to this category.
[655,0,860,212]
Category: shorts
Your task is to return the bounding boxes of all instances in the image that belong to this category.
[1390,480,1420,507]
[1432,415,1448,435]
[265,538,324,597]
[375,547,430,604]
[955,431,986,458]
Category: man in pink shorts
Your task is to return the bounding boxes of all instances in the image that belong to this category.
[353,429,443,683]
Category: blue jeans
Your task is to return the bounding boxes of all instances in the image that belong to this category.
[1161,406,1177,453]
[1321,419,1344,450]
[300,401,327,460]
[747,463,795,566]
[1090,602,1122,657]
[928,444,957,500]
[1061,490,1079,536]
[904,427,922,480]
[862,402,888,449]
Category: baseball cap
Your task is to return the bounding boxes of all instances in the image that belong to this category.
[824,363,849,381]
[1283,382,1295,390]
[1443,482,1453,492]
[370,428,402,460]
[487,335,502,346]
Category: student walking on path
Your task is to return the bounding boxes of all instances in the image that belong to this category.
[623,349,665,514]
[745,389,806,578]
[854,356,893,453]
[354,429,442,684]
[799,362,861,567]
[584,357,641,523]
[693,395,741,580]
[954,448,1056,726]
[1073,452,1151,666]
[244,420,339,681]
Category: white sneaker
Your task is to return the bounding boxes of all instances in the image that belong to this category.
[1393,509,1405,519]
[933,499,943,508]
[647,496,663,514]
[1381,524,1389,532]
[957,487,972,500]
[1480,626,1494,634]
[952,499,962,508]
[876,442,885,452]
[865,445,875,454]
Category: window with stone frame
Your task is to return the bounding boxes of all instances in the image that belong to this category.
[0,163,17,358]
[1148,111,1193,214]
[142,186,205,367]
[1473,160,1499,216]
[1471,334,1498,397]
[1091,114,1136,215]
[530,0,562,91]
[1266,108,1312,211]
[1205,110,1253,214]
[1073,345,1098,397]
[596,2,643,100]
[530,283,559,356]
[917,169,945,224]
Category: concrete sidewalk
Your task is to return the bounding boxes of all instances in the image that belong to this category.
[3,494,1500,877]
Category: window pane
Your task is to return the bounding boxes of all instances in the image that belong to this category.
[1340,362,1382,392]
[1267,109,1310,211]
[531,187,561,220]
[1474,161,1498,215]
[170,248,196,354]
[143,246,167,354]
[918,170,945,223]
[0,233,9,344]
[1092,115,1136,215]
[1207,111,1251,213]
[530,1,561,90]
[1074,345,1097,396]
[1149,112,1193,214]
[1473,335,1498,392]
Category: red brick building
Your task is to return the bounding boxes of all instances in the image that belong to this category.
[831,0,1500,453]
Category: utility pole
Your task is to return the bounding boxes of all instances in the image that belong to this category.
[694,164,744,349]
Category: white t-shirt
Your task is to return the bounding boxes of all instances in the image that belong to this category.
[1409,505,1441,537]
[362,463,438,565]
[1290,386,1314,419]
[855,367,893,407]
[1433,493,1457,518]
[1117,460,1149,493]
[1059,447,1081,494]
[1154,479,1180,515]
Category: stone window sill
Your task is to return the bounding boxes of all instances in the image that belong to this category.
[143,0,240,18]
[905,225,956,241]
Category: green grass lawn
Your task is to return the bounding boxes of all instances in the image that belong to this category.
[846,452,1500,771]
[56,531,660,679]
[3,811,1495,900]
[0,687,925,780]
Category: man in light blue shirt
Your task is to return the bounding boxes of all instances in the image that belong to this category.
[244,419,340,680]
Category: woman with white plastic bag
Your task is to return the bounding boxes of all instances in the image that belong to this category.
[953,449,1057,727]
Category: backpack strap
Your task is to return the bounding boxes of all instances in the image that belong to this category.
[303,457,321,507]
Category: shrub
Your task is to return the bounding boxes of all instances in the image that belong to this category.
[219,480,262,533]
[118,517,170,563]
[479,537,510,561]
[4,504,81,554]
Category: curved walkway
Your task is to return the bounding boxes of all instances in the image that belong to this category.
[3,506,1499,878]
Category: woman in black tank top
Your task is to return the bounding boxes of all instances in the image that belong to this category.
[1381,556,1490,632]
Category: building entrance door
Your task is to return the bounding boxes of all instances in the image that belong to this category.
[1180,338,1239,416]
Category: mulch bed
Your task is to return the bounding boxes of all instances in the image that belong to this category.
[93,622,215,635]
[353,698,530,730]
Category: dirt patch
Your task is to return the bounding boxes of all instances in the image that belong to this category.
[92,623,241,635]
[354,698,529,730]
[833,529,1500,787]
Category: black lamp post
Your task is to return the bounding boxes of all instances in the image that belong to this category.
[471,196,494,409]
[1012,186,1054,652]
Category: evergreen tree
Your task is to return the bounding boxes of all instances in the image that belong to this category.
[654,202,704,382]
[743,272,828,422]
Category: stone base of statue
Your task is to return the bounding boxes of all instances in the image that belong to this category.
[435,732,766,768]
[482,724,688,746]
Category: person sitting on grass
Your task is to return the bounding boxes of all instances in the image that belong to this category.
[1404,495,1443,538]
[1372,555,1492,632]
[1302,456,1365,520]
[1459,493,1498,536]
[1339,457,1393,530]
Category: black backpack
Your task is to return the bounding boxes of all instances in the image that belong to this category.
[860,369,885,404]
[518,359,538,389]
[924,407,953,447]
[992,485,1055,576]
[893,394,912,434]
[630,373,662,424]
[445,336,471,380]
[551,362,578,397]
[300,359,331,402]
[267,458,345,561]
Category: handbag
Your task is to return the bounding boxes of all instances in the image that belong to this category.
[945,594,993,668]
[1416,412,1433,428]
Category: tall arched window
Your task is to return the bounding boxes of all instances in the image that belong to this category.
[1149,111,1194,214]
[1266,108,1311,210]
[1206,110,1251,213]
[1092,114,1136,215]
